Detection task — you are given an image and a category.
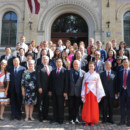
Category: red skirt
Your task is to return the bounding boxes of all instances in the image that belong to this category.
[82,83,99,123]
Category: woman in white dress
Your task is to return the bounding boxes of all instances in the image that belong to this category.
[0,60,10,120]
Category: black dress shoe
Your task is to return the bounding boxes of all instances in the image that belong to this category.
[58,121,63,124]
[118,121,125,125]
[16,117,21,120]
[50,120,57,124]
[10,116,15,120]
[127,122,130,126]
[102,121,107,124]
[109,120,114,124]
[39,117,43,122]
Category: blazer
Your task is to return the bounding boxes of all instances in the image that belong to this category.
[18,56,27,68]
[49,67,68,95]
[68,69,85,97]
[86,55,95,63]
[37,64,52,93]
[8,65,26,94]
[71,59,88,72]
[0,55,13,69]
[118,69,130,97]
[95,60,105,74]
[100,70,117,98]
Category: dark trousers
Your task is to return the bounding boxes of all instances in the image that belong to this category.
[38,93,49,120]
[68,96,81,121]
[102,96,114,122]
[10,88,22,118]
[52,93,64,123]
[120,90,130,122]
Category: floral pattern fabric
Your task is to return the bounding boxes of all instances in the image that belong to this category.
[21,71,37,105]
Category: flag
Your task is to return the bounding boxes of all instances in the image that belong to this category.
[27,0,40,14]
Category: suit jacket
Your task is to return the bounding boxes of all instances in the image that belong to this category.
[49,67,68,95]
[71,59,88,72]
[95,60,105,74]
[18,56,27,68]
[100,70,117,98]
[37,57,42,66]
[0,55,13,69]
[37,64,52,93]
[8,65,26,94]
[68,69,85,96]
[118,69,130,97]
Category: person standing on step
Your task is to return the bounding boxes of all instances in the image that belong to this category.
[0,60,10,120]
[9,57,26,120]
[100,61,117,124]
[118,58,130,126]
[37,56,52,122]
[68,60,85,124]
[49,58,68,124]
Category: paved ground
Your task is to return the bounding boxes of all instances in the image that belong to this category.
[0,119,129,130]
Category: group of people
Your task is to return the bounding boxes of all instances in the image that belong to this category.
[0,36,129,126]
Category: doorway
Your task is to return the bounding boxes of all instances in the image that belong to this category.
[51,13,88,47]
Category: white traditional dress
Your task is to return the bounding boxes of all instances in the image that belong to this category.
[0,71,10,105]
[81,71,105,123]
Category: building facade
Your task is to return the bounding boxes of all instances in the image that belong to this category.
[0,0,129,48]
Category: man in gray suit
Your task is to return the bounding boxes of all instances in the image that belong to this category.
[37,56,52,122]
[100,61,117,124]
[94,51,105,74]
[68,60,85,124]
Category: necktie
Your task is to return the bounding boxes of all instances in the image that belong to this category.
[45,66,49,76]
[14,67,17,76]
[108,71,110,81]
[21,56,23,62]
[123,70,127,89]
[6,56,8,61]
[57,69,59,77]
[96,62,98,72]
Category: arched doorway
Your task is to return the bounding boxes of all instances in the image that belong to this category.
[51,13,88,46]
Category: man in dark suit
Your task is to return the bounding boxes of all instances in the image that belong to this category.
[68,60,85,124]
[100,61,117,124]
[8,57,26,120]
[94,51,105,74]
[37,56,52,122]
[49,58,67,124]
[71,50,88,72]
[118,58,130,126]
[18,48,27,67]
[37,49,48,66]
[0,47,13,69]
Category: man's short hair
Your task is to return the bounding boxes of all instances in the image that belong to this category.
[42,55,49,60]
[105,61,112,65]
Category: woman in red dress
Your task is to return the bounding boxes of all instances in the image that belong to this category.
[81,61,105,126]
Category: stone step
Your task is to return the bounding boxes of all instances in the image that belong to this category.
[3,111,121,122]
[4,105,121,115]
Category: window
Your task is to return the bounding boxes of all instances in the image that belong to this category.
[124,11,130,47]
[1,11,17,46]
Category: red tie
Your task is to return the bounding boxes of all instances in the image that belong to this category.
[108,71,110,81]
[57,69,59,77]
[123,70,127,88]
[45,66,49,76]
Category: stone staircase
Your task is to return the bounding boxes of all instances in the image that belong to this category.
[3,97,121,123]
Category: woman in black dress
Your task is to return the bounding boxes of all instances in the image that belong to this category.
[21,60,37,121]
